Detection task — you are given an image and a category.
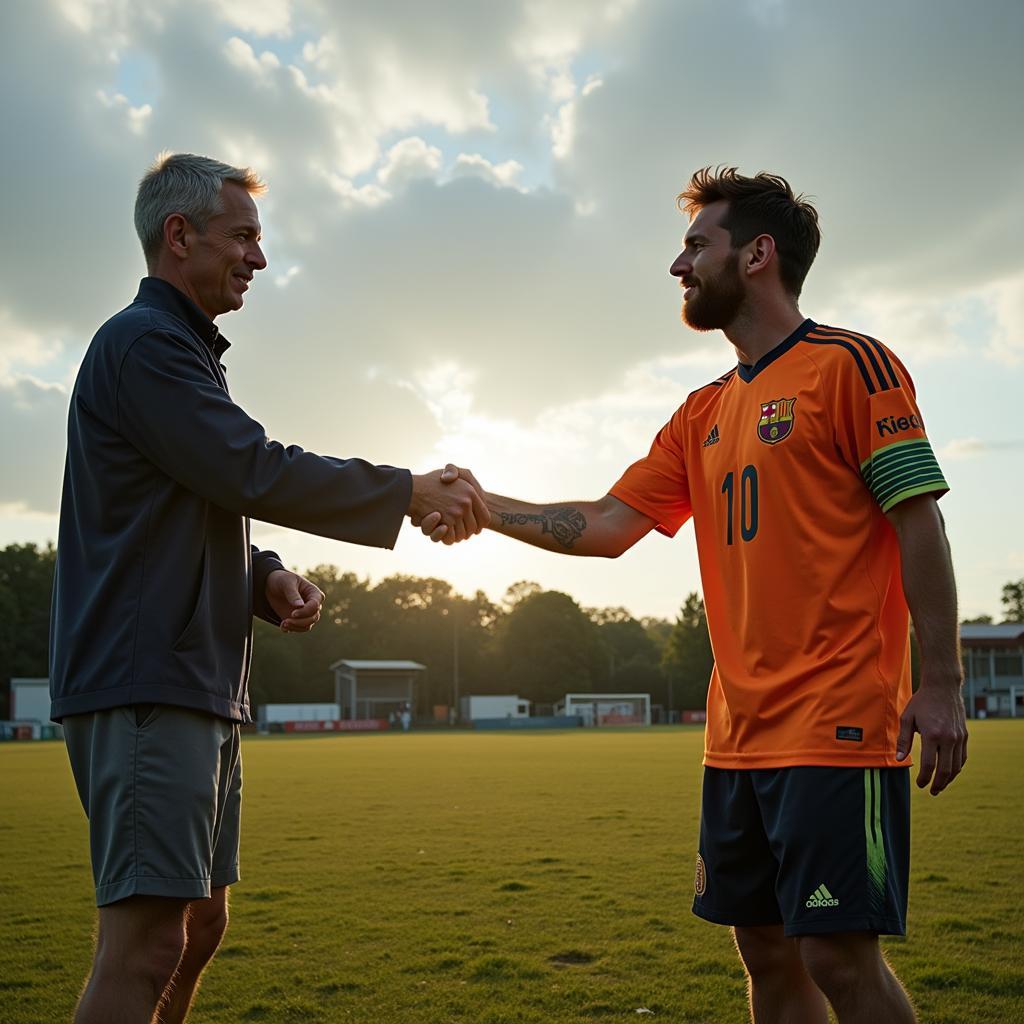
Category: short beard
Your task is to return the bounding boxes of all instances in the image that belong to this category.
[682,254,744,332]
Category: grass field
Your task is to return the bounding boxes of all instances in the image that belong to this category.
[2,722,1022,1023]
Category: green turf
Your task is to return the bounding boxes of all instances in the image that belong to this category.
[2,722,1021,1023]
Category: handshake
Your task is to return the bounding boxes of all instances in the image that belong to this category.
[407,464,487,545]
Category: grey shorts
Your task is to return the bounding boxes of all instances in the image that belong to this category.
[63,703,242,906]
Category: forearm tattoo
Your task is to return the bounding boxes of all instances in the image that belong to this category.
[499,507,587,549]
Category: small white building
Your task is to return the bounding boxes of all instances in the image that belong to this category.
[460,695,531,721]
[4,678,54,739]
[10,678,50,722]
[258,703,341,724]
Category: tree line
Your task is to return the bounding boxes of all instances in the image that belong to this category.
[246,569,715,716]
[2,542,1023,719]
[0,542,711,716]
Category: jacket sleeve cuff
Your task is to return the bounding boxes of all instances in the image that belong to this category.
[379,468,413,549]
[252,546,286,625]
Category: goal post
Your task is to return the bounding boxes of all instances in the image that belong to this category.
[560,693,651,727]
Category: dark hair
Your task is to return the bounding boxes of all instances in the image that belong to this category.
[678,166,821,297]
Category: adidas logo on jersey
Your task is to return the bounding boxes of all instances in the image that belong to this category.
[806,884,840,908]
[702,425,720,447]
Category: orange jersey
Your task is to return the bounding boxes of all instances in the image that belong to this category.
[610,320,948,769]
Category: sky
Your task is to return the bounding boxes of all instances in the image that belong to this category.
[1,0,1022,622]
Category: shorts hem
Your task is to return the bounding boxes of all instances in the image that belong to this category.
[210,866,240,889]
[783,916,906,937]
[96,875,212,907]
[692,903,783,928]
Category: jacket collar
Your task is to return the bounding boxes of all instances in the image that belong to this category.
[134,277,231,358]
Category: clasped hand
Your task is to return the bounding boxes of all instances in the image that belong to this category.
[265,569,325,633]
[409,464,487,545]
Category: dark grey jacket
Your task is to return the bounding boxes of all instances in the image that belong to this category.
[49,278,411,722]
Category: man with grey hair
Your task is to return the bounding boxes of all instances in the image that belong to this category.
[51,152,485,1024]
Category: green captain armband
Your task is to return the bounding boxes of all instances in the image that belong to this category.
[860,438,948,513]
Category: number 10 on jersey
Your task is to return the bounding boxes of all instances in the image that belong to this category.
[721,465,759,544]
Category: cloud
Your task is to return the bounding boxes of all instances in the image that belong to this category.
[810,291,974,362]
[55,0,142,42]
[984,272,1024,365]
[292,15,499,139]
[549,77,602,161]
[377,137,444,190]
[223,36,282,77]
[210,0,293,37]
[274,265,301,288]
[559,0,1024,300]
[0,3,149,335]
[517,0,638,97]
[320,171,391,209]
[397,346,723,495]
[96,89,153,135]
[1,0,1022,630]
[0,377,69,514]
[0,309,64,383]
[450,154,525,191]
[940,438,1024,460]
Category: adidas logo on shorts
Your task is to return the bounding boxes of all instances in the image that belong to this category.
[805,883,840,908]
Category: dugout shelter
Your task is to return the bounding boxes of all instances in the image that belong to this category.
[330,659,426,720]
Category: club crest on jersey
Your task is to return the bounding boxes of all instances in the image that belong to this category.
[757,397,796,445]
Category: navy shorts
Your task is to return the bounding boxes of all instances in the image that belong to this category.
[693,766,909,937]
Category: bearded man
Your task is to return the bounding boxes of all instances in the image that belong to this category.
[425,167,967,1024]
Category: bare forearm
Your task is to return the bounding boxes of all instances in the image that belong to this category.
[485,493,602,555]
[485,492,651,557]
[414,470,656,554]
[889,497,968,791]
[892,501,962,685]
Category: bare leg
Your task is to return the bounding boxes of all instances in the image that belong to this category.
[156,886,230,1024]
[733,926,829,1024]
[798,932,916,1024]
[74,896,188,1024]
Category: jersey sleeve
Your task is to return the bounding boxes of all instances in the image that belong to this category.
[832,339,948,512]
[608,405,692,536]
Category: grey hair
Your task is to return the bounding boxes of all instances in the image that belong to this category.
[134,152,266,266]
